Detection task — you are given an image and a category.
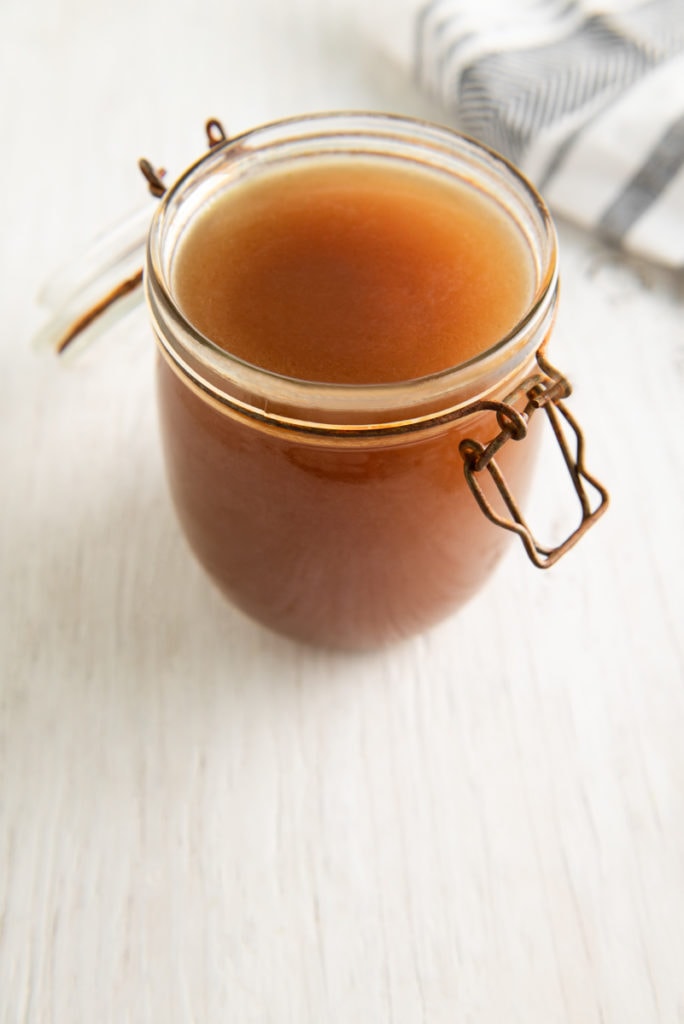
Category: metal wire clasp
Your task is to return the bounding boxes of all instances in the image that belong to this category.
[459,352,609,568]
[138,118,228,200]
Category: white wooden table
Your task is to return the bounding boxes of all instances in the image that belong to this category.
[2,1,683,1021]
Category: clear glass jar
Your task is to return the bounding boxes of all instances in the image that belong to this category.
[40,113,607,649]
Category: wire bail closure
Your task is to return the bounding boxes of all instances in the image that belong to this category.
[459,352,609,567]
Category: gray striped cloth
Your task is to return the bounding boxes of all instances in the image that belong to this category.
[367,0,684,267]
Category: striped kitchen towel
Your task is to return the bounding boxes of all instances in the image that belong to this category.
[368,0,684,267]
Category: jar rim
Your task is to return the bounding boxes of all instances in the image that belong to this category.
[145,111,559,432]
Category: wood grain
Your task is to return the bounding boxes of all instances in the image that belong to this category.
[1,1,683,1021]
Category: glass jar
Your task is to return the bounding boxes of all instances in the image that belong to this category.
[38,113,608,650]
[142,113,608,649]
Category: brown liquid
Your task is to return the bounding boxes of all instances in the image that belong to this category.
[173,160,533,382]
[159,157,540,648]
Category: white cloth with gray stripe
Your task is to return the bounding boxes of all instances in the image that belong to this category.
[364,0,684,267]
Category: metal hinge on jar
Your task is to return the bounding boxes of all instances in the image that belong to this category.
[459,352,609,568]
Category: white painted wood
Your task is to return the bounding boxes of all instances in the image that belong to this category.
[1,1,683,1021]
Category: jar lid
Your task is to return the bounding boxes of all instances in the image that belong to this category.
[33,119,228,358]
[32,203,156,358]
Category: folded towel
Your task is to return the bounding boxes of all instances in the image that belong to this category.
[366,0,684,267]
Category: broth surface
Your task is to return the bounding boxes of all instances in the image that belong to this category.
[172,159,534,383]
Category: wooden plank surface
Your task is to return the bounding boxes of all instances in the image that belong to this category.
[2,1,683,1021]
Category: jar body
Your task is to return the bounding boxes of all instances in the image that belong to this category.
[145,113,559,649]
[157,352,541,648]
